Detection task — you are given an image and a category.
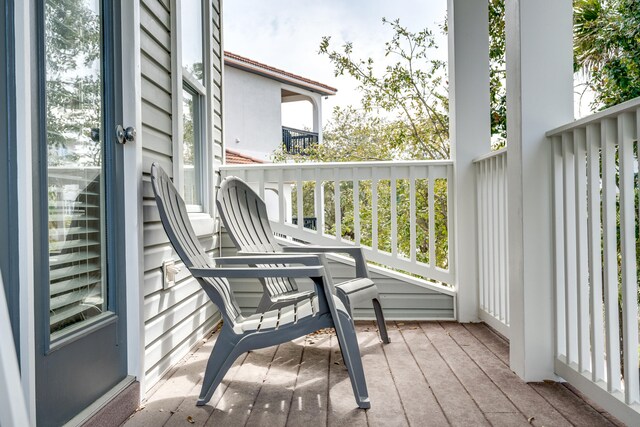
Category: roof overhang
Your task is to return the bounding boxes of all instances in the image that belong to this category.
[224,51,337,97]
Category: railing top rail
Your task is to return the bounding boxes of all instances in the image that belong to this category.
[472,147,507,164]
[546,96,640,137]
[220,159,453,171]
[282,126,319,135]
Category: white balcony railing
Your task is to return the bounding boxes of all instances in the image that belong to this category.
[474,148,509,337]
[220,160,455,286]
[547,97,640,422]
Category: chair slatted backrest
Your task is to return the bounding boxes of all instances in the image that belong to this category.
[217,177,297,296]
[151,164,242,321]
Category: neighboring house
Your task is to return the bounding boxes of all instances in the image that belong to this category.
[223,52,337,162]
[1,1,639,427]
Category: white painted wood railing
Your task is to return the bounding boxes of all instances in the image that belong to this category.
[220,160,455,285]
[474,148,509,337]
[547,97,640,425]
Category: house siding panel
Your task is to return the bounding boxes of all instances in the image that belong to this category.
[220,232,456,320]
[139,0,224,392]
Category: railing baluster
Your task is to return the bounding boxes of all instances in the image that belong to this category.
[258,173,265,200]
[296,169,304,230]
[334,169,341,241]
[491,157,498,316]
[618,112,639,405]
[372,171,378,252]
[562,132,578,366]
[278,169,285,225]
[586,123,604,383]
[410,167,416,263]
[502,153,508,325]
[428,169,436,269]
[315,169,324,235]
[391,171,398,257]
[353,178,360,245]
[498,155,506,322]
[553,137,567,359]
[481,160,489,311]
[446,164,455,275]
[574,128,590,373]
[602,118,621,393]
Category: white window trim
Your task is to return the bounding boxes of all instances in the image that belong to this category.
[172,0,213,216]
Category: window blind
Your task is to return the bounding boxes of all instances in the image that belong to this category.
[48,167,106,335]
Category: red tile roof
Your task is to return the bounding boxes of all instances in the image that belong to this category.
[224,51,337,96]
[225,149,266,165]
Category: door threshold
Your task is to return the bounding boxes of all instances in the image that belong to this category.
[63,376,139,427]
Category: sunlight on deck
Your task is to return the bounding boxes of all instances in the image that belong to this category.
[123,322,623,427]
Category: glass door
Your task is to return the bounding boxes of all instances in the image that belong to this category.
[35,0,127,425]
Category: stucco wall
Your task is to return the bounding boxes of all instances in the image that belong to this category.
[223,66,282,161]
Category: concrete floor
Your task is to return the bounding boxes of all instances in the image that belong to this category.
[123,321,624,427]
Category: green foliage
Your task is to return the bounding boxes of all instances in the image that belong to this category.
[319,18,450,160]
[489,0,507,146]
[574,0,640,108]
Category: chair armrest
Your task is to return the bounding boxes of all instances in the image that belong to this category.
[213,254,322,266]
[281,246,370,278]
[190,265,325,279]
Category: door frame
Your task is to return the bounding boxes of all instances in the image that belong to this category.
[0,0,19,351]
[120,0,145,395]
[13,0,144,422]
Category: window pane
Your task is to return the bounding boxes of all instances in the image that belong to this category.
[181,0,204,83]
[183,88,200,205]
[45,0,108,337]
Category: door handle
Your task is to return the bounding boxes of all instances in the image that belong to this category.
[116,125,136,144]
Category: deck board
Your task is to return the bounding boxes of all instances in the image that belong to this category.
[124,322,621,427]
[327,334,367,427]
[421,322,517,414]
[383,327,448,426]
[285,333,331,427]
[440,322,573,427]
[245,339,304,427]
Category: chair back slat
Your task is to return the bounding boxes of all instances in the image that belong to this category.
[151,164,241,321]
[219,178,281,252]
[217,177,298,296]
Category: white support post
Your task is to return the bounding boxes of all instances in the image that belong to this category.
[311,96,323,144]
[448,0,491,322]
[505,0,574,380]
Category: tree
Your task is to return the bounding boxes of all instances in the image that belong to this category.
[574,0,640,109]
[280,106,452,276]
[319,18,450,160]
[488,0,507,145]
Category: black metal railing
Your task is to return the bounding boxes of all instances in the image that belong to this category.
[292,217,317,230]
[282,126,318,155]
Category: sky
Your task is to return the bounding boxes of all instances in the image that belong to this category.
[223,0,448,130]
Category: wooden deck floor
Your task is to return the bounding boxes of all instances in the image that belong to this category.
[123,322,624,427]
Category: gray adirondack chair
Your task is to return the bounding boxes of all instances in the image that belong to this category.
[150,163,370,408]
[217,175,390,344]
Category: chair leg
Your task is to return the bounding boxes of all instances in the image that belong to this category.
[372,298,390,344]
[334,309,371,409]
[197,329,242,406]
